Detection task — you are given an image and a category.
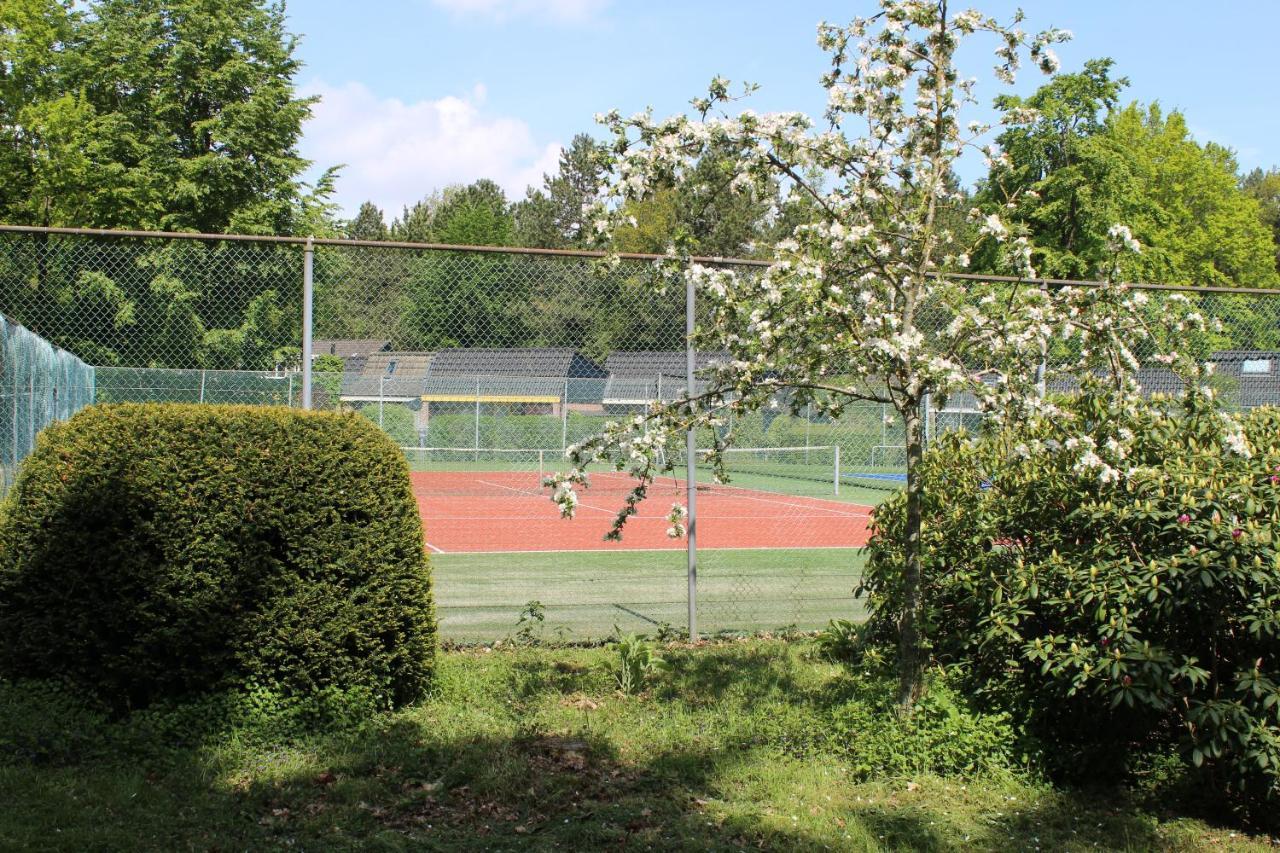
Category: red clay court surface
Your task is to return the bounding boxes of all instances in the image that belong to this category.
[410,470,873,553]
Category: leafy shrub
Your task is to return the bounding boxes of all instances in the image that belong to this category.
[813,618,864,662]
[0,404,436,713]
[828,672,1030,779]
[863,387,1280,813]
[610,630,669,694]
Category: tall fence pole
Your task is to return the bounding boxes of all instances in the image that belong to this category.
[301,236,314,410]
[27,372,34,457]
[685,272,699,643]
[561,379,569,451]
[12,346,19,477]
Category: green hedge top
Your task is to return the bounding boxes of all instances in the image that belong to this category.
[0,404,435,712]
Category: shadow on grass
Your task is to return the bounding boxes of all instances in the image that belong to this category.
[0,649,1264,852]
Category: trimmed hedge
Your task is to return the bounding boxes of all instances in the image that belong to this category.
[0,404,435,712]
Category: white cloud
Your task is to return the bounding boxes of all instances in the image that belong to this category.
[300,80,562,219]
[429,0,609,25]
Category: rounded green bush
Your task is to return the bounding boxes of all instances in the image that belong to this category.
[0,404,435,712]
[863,386,1280,815]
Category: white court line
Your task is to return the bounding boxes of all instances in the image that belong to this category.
[425,541,446,554]
[433,545,867,555]
[425,512,871,522]
[476,478,617,517]
[588,471,874,517]
[467,474,874,519]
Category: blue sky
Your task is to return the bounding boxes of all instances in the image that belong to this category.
[288,0,1280,219]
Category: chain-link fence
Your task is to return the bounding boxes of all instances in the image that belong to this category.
[0,312,96,494]
[1,224,1278,641]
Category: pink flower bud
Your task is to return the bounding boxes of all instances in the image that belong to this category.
[1232,528,1244,541]
[1177,513,1190,524]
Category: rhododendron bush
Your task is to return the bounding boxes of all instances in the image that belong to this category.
[863,385,1280,811]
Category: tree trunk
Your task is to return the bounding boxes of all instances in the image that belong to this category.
[896,402,927,711]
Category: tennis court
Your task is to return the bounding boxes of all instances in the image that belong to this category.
[411,469,874,553]
[407,445,897,641]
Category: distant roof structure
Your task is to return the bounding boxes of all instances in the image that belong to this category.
[602,350,729,406]
[340,351,434,401]
[313,339,392,359]
[313,339,393,376]
[428,348,607,378]
[1210,350,1280,408]
[422,348,608,404]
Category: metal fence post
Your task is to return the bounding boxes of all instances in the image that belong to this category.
[805,401,812,462]
[198,369,206,403]
[834,445,840,496]
[11,338,18,476]
[301,236,314,410]
[474,378,481,461]
[561,378,569,451]
[685,271,698,643]
[27,372,34,458]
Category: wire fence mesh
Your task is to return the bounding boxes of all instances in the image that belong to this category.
[1,225,1278,641]
[0,312,96,494]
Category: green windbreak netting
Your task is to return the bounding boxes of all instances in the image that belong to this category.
[0,314,96,495]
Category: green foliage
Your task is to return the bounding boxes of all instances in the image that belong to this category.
[863,388,1280,812]
[513,600,547,646]
[610,630,669,695]
[0,404,436,712]
[512,134,605,249]
[356,401,418,446]
[980,60,1279,291]
[0,0,321,234]
[828,672,1030,779]
[813,618,864,662]
[1242,167,1280,274]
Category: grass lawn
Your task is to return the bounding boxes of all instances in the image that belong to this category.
[434,548,868,642]
[1,639,1273,851]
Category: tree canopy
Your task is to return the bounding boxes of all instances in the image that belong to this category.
[978,60,1278,288]
[0,0,323,234]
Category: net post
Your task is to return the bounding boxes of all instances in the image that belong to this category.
[301,236,314,410]
[685,270,698,643]
[834,444,840,496]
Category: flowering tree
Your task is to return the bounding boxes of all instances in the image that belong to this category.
[546,1,1206,708]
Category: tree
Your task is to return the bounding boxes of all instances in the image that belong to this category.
[430,180,513,247]
[545,2,1199,710]
[973,59,1127,278]
[347,202,390,242]
[513,133,606,249]
[0,0,322,235]
[980,64,1278,288]
[1241,167,1280,274]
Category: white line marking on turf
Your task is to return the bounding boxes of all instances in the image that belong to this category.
[432,545,867,555]
[588,472,872,517]
[476,478,618,517]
